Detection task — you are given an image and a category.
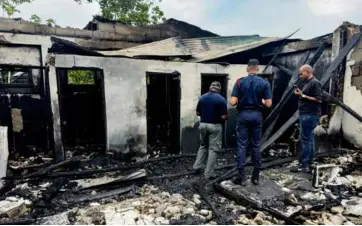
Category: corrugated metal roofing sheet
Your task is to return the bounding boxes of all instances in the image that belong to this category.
[99,30,299,62]
[188,36,280,62]
[99,37,191,57]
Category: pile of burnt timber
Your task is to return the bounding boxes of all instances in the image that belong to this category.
[0,153,204,224]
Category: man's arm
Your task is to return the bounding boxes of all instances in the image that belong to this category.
[220,98,228,120]
[263,83,272,108]
[295,81,322,103]
[230,82,239,106]
[196,100,201,116]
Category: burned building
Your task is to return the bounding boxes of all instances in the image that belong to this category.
[1,15,362,226]
[0,17,362,164]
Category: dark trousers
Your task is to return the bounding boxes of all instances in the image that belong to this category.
[299,114,319,168]
[236,110,262,170]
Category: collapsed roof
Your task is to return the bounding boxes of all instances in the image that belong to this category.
[98,32,301,62]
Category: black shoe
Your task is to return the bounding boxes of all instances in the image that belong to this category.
[232,168,246,186]
[251,168,260,185]
[194,168,203,174]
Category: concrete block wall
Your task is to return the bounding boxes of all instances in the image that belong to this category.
[0,19,177,45]
[53,55,255,155]
[342,38,362,148]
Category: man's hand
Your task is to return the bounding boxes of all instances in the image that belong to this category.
[294,88,302,96]
[230,97,238,106]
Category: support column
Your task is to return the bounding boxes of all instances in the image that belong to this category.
[47,54,64,162]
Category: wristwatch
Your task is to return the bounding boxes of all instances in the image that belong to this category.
[301,94,306,98]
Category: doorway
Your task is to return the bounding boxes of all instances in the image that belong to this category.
[201,73,228,147]
[146,72,181,155]
[56,68,106,152]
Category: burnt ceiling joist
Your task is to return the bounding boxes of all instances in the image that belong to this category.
[49,36,104,57]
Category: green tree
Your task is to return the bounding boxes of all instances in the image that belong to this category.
[0,0,32,18]
[46,18,56,27]
[75,0,165,26]
[68,70,95,85]
[29,13,41,23]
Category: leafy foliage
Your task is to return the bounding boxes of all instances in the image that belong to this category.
[68,70,95,85]
[29,14,41,23]
[75,0,165,26]
[46,18,56,27]
[0,0,32,17]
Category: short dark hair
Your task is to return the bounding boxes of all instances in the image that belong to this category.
[248,59,259,67]
[209,81,221,92]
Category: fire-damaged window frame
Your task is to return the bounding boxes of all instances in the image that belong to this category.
[0,42,51,156]
[0,65,45,95]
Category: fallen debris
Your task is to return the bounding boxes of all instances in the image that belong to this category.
[342,197,362,216]
[24,157,82,179]
[72,186,133,204]
[0,197,28,218]
[75,169,146,190]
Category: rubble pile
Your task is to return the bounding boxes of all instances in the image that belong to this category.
[38,184,216,225]
[1,145,362,225]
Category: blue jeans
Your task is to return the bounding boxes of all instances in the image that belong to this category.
[299,114,320,168]
[236,110,262,170]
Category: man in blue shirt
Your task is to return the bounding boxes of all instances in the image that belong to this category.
[193,81,228,180]
[230,59,272,185]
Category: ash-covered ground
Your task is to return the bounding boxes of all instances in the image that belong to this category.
[2,148,362,225]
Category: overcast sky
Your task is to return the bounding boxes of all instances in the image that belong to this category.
[14,0,362,39]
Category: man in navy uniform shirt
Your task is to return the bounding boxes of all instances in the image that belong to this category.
[230,59,272,185]
[193,81,228,180]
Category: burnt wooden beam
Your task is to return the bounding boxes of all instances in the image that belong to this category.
[262,29,301,74]
[50,154,196,178]
[42,178,67,203]
[261,33,362,151]
[23,157,82,179]
[261,51,311,144]
[6,154,197,180]
[32,178,67,216]
[192,183,226,224]
[214,183,300,225]
[261,111,299,152]
[148,171,197,181]
[72,186,133,204]
[323,90,362,123]
[79,169,146,190]
[9,163,51,171]
[262,41,328,142]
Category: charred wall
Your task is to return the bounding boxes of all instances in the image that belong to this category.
[341,28,362,148]
[52,55,258,156]
[0,43,50,157]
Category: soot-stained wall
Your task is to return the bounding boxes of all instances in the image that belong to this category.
[341,37,362,148]
[53,55,263,155]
